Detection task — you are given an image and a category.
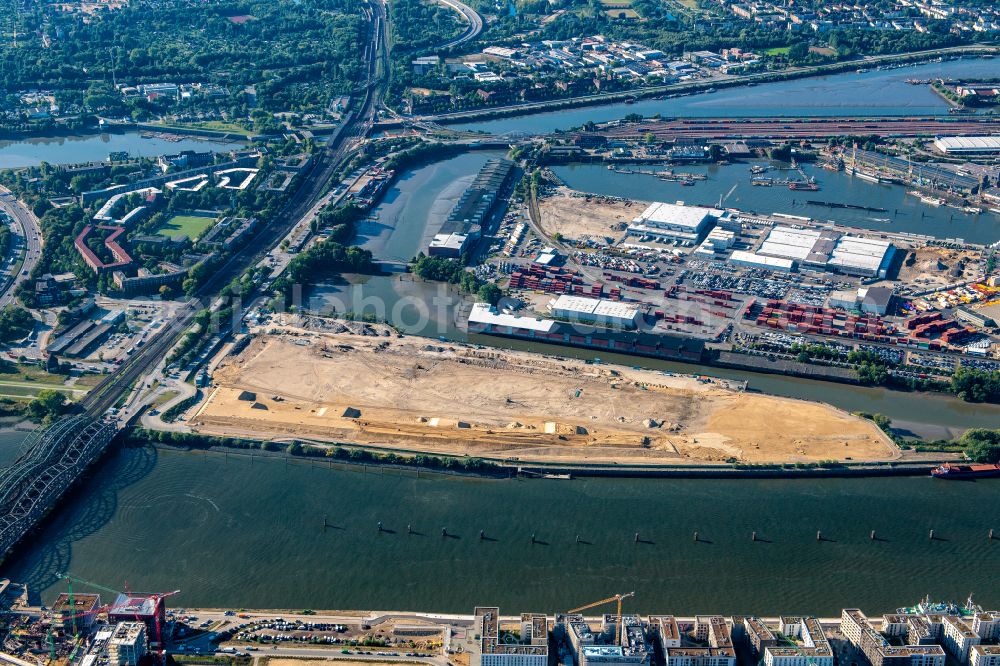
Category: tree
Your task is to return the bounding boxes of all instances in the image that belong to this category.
[477,283,503,306]
[27,389,67,421]
[0,306,35,343]
[960,429,1000,463]
[950,367,1000,403]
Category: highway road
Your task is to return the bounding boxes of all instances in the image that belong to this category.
[0,185,42,309]
[434,0,483,49]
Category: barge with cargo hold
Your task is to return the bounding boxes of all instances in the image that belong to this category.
[931,462,1000,479]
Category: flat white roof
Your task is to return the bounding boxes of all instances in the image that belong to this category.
[468,302,556,333]
[429,232,468,250]
[551,295,640,321]
[633,201,719,230]
[934,136,1000,152]
[759,240,813,261]
[766,227,821,248]
[829,236,892,271]
[593,300,640,320]
[730,250,795,270]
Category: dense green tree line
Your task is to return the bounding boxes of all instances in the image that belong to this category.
[0,0,367,117]
[391,0,464,51]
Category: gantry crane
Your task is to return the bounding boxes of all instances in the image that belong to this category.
[567,592,635,645]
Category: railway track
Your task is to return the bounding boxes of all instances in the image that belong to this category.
[0,0,389,561]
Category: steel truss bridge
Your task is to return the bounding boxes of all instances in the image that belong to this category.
[0,417,117,559]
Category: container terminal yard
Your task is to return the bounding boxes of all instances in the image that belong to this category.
[2,579,1000,666]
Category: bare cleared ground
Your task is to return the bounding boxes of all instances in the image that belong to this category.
[191,331,896,466]
[537,187,640,242]
[896,246,980,287]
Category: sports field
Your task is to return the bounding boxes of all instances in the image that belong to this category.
[156,214,215,240]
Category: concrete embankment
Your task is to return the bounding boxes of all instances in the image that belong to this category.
[710,351,860,384]
[138,433,941,480]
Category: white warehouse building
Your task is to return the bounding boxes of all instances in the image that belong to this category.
[550,295,642,329]
[933,136,1000,156]
[628,202,722,245]
[729,250,796,272]
[756,226,895,278]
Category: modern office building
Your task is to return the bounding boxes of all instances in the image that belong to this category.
[942,616,981,663]
[971,646,1000,666]
[562,613,652,666]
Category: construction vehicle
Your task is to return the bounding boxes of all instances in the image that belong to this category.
[567,592,635,645]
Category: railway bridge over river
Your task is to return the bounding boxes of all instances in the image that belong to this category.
[0,416,117,561]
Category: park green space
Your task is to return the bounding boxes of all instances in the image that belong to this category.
[155,214,216,241]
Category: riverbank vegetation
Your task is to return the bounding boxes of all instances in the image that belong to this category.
[857,412,1000,463]
[750,340,1000,405]
[124,428,505,475]
[272,238,375,308]
[412,255,503,305]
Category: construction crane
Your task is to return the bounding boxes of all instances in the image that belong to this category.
[57,573,179,662]
[57,574,120,638]
[567,592,635,646]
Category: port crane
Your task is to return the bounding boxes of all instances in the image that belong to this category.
[567,592,635,645]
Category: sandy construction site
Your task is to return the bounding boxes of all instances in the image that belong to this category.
[537,187,639,242]
[190,329,897,466]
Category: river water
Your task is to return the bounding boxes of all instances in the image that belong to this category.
[4,445,999,614]
[553,160,1000,245]
[453,58,1000,135]
[0,132,245,169]
[5,65,1000,614]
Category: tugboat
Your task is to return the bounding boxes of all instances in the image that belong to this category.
[931,462,1000,479]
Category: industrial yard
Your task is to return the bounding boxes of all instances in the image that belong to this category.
[190,330,895,465]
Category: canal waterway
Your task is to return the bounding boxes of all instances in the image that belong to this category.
[553,160,1000,245]
[4,445,999,614]
[453,58,1000,135]
[0,131,245,169]
[355,151,504,262]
